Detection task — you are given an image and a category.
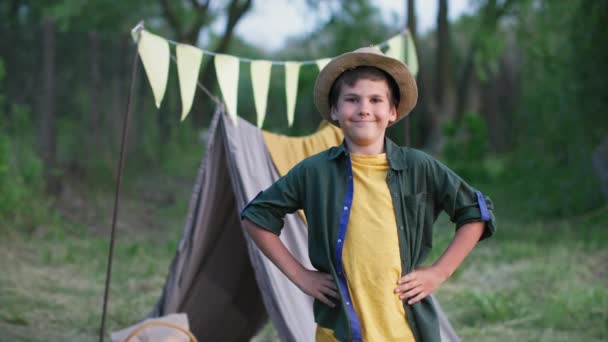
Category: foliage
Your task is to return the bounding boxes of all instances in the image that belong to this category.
[443,112,495,182]
[506,0,608,217]
[1,0,604,220]
[0,59,48,229]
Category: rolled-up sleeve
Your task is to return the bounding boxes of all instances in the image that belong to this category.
[240,163,304,235]
[429,158,496,241]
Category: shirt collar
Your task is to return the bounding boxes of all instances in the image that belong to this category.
[327,137,408,171]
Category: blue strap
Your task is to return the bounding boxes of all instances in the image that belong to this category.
[334,156,363,342]
[475,191,490,221]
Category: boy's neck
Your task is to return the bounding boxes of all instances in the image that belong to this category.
[344,136,387,155]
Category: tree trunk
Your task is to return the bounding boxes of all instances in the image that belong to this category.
[455,0,516,123]
[403,0,417,146]
[40,18,60,195]
[455,44,476,124]
[89,31,101,160]
[194,0,253,127]
[421,0,452,154]
[480,55,517,152]
[435,0,450,107]
[159,0,253,127]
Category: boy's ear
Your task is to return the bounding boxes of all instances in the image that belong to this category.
[388,105,398,124]
[330,106,339,122]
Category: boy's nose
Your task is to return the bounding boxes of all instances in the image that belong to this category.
[359,102,372,116]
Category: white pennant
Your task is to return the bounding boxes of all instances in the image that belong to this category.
[385,33,405,62]
[406,32,419,76]
[316,58,331,72]
[138,30,170,108]
[285,62,301,127]
[214,54,240,124]
[176,44,203,121]
[250,60,272,128]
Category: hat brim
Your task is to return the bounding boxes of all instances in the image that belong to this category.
[313,51,418,127]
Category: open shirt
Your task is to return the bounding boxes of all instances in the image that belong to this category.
[241,138,496,342]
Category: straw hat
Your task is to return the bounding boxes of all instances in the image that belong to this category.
[313,46,418,126]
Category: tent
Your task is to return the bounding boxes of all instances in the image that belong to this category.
[148,109,460,341]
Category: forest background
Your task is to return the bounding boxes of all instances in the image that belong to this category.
[0,0,606,341]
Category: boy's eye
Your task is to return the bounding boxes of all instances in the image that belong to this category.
[344,97,357,102]
[371,97,383,103]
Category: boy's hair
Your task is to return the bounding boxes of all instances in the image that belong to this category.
[328,66,401,109]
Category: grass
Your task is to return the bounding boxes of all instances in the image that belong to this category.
[1,172,607,341]
[0,170,190,341]
[428,205,608,341]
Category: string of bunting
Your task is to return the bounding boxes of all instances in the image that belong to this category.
[131,22,418,127]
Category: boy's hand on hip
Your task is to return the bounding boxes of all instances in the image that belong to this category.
[295,269,340,308]
[395,265,449,305]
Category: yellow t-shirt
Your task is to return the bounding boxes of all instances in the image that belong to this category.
[316,153,415,341]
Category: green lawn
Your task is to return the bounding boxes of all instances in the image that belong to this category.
[430,210,608,341]
[1,177,606,341]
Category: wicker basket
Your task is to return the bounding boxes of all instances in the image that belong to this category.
[123,320,198,342]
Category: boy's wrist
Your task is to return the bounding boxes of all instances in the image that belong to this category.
[290,264,308,286]
[431,263,452,282]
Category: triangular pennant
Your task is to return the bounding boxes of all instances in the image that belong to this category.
[406,32,419,76]
[176,44,203,121]
[385,33,405,62]
[138,30,170,108]
[316,58,331,72]
[285,62,301,127]
[214,54,240,124]
[250,60,272,128]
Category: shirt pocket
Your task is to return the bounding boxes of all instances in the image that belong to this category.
[403,192,431,256]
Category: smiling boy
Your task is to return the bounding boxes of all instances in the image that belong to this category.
[241,47,495,341]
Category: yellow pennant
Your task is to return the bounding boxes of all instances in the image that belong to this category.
[316,58,331,72]
[406,32,419,76]
[385,33,405,63]
[214,54,240,125]
[176,44,203,121]
[138,30,170,108]
[250,60,272,128]
[285,62,301,127]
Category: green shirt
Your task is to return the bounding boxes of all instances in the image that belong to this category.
[241,138,496,342]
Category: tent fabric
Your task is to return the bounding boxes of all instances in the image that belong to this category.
[262,122,344,177]
[148,109,460,341]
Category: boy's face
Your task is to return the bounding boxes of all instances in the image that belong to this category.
[330,78,397,151]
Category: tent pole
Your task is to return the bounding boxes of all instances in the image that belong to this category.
[98,35,140,342]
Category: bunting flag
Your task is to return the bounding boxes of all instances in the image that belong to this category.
[250,60,272,128]
[406,32,419,76]
[385,34,405,64]
[137,30,170,108]
[176,44,203,121]
[214,54,240,125]
[316,58,331,72]
[132,26,419,127]
[284,62,301,127]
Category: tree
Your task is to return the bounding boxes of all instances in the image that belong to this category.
[403,0,417,146]
[422,0,454,153]
[454,0,516,124]
[40,17,59,194]
[159,0,254,127]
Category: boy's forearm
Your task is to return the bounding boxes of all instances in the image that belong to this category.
[432,221,485,279]
[242,219,306,284]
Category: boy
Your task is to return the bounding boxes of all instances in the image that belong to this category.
[241,47,495,342]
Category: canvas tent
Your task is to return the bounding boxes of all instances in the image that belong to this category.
[147,109,460,341]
